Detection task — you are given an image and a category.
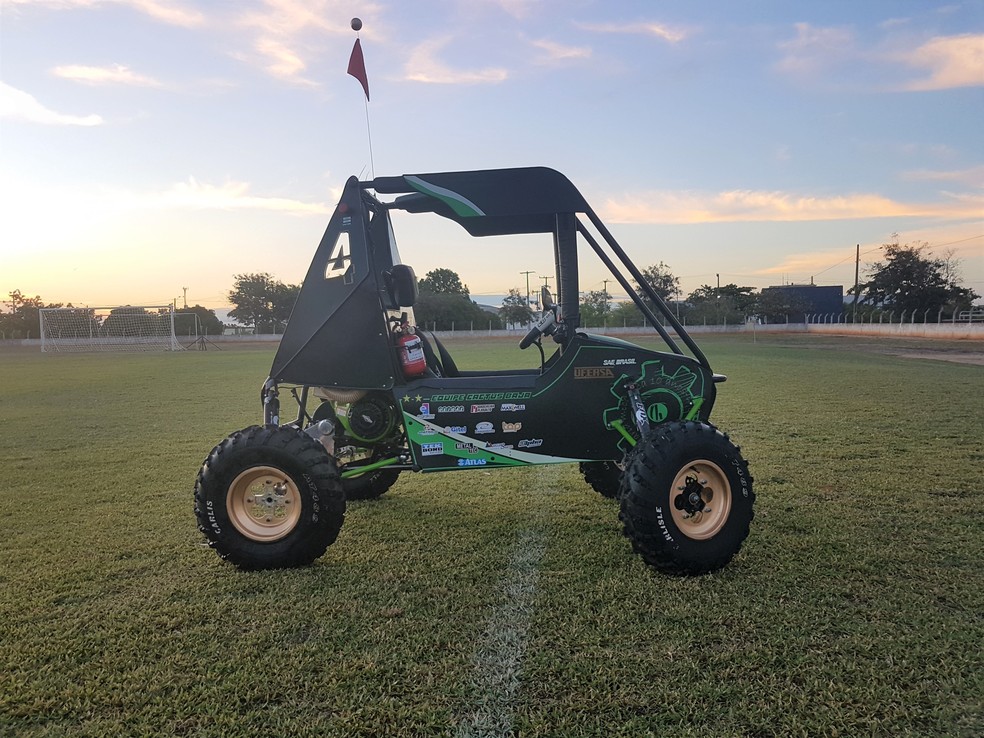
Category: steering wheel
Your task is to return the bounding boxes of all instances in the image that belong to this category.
[519,286,558,350]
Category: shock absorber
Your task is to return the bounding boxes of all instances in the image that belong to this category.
[262,378,280,426]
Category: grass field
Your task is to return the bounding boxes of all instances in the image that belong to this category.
[1,334,982,737]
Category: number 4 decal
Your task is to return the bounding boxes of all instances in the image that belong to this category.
[325,232,352,280]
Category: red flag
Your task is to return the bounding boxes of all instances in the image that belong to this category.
[347,38,370,101]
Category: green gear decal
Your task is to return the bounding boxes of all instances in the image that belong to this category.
[602,360,705,452]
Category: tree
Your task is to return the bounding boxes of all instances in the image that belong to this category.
[228,273,300,332]
[753,288,812,323]
[1,290,62,339]
[500,288,534,326]
[637,263,680,303]
[414,293,501,331]
[579,290,612,328]
[175,305,225,336]
[610,300,646,327]
[418,268,468,296]
[856,239,979,318]
[270,282,300,328]
[102,306,152,336]
[685,284,754,325]
[413,268,500,330]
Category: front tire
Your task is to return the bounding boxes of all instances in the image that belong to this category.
[619,421,753,575]
[194,425,345,570]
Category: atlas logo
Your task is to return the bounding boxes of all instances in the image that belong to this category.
[457,458,487,467]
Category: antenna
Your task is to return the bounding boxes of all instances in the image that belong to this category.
[348,18,375,178]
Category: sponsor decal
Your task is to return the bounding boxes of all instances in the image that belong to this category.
[421,442,444,456]
[485,442,513,450]
[502,421,522,433]
[475,421,494,434]
[444,425,467,434]
[418,402,435,420]
[457,458,488,467]
[455,442,480,453]
[602,358,638,366]
[470,403,495,414]
[500,403,526,412]
[419,427,437,436]
[517,438,543,449]
[431,392,533,402]
[437,405,465,413]
[574,366,615,379]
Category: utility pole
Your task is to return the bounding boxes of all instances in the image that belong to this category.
[716,273,720,290]
[182,287,188,309]
[520,270,534,308]
[852,243,860,322]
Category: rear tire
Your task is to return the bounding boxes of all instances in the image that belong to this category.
[579,461,622,499]
[194,425,345,571]
[341,464,401,501]
[619,421,753,575]
[312,401,401,501]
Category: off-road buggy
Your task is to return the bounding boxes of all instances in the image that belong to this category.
[195,167,754,575]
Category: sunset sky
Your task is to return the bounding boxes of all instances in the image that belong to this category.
[2,0,982,313]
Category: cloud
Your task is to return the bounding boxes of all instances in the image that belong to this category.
[600,188,984,224]
[253,38,309,80]
[575,20,687,43]
[156,177,330,214]
[405,37,508,84]
[776,22,856,76]
[898,34,984,91]
[53,63,163,87]
[760,231,984,279]
[236,0,382,83]
[0,82,102,125]
[902,165,984,186]
[4,0,204,27]
[531,38,592,64]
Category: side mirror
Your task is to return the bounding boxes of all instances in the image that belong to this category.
[385,264,418,308]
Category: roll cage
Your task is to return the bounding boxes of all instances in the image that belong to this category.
[268,166,710,395]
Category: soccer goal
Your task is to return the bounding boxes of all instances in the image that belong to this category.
[39,305,180,352]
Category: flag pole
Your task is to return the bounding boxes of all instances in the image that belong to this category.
[348,18,375,179]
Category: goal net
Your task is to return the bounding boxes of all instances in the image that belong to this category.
[39,305,180,352]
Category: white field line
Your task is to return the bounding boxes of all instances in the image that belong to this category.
[452,527,546,738]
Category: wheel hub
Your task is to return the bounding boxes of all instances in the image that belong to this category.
[227,466,302,542]
[669,460,732,541]
[675,475,713,515]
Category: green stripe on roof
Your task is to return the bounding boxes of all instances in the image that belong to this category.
[406,175,485,217]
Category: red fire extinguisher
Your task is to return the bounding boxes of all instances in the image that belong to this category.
[396,315,427,377]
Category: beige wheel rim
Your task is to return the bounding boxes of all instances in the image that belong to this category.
[226,466,301,542]
[669,459,731,540]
